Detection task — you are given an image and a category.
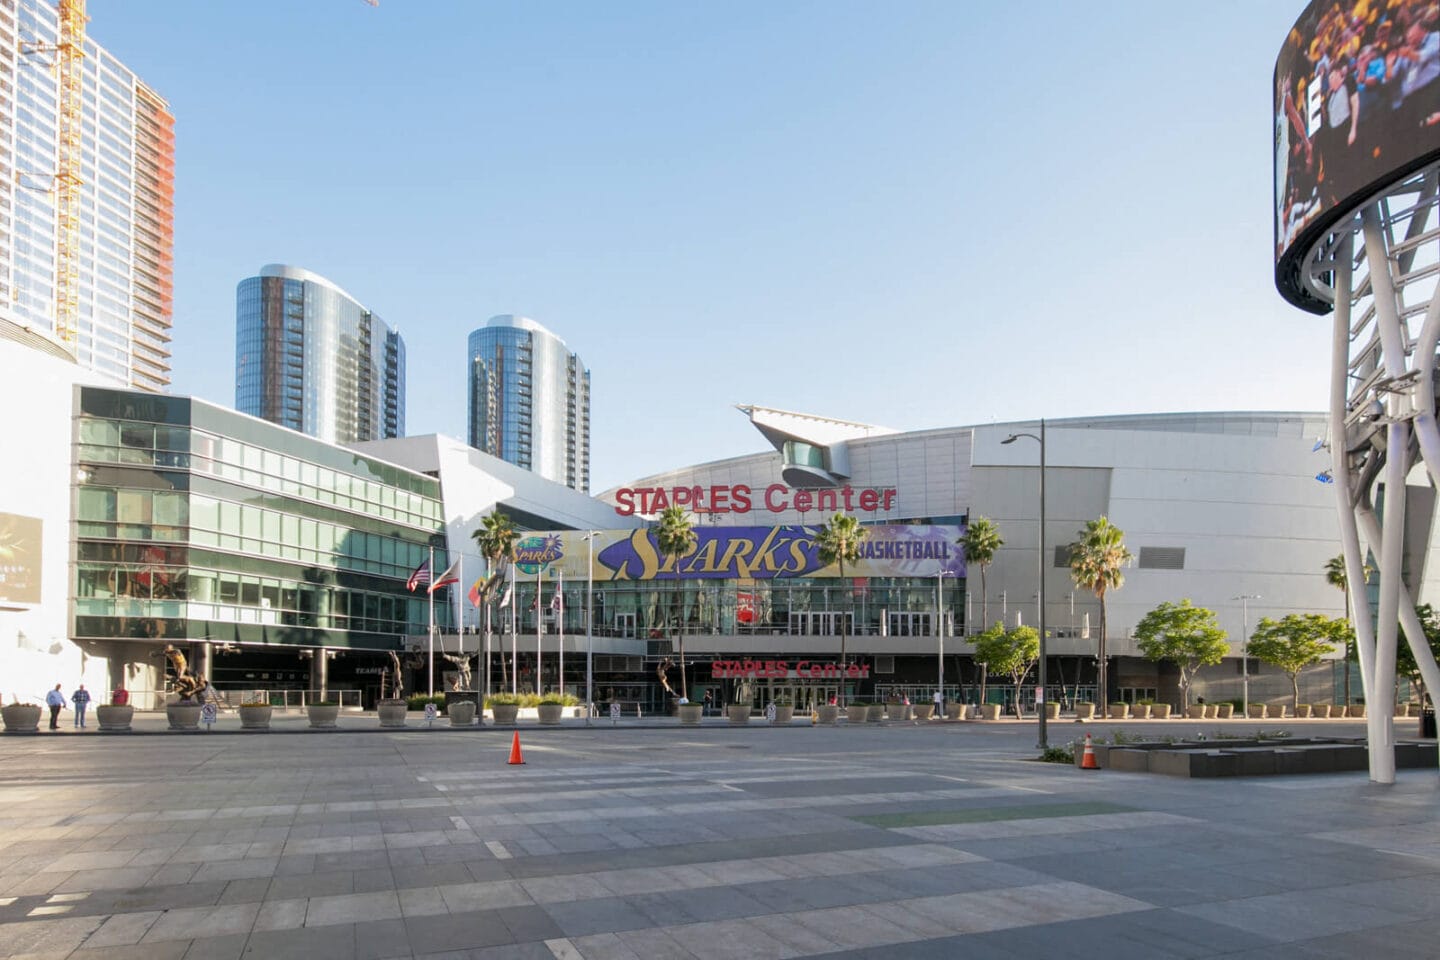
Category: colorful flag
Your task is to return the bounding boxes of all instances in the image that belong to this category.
[550,580,563,614]
[467,576,486,608]
[498,582,513,609]
[427,557,461,594]
[406,558,431,592]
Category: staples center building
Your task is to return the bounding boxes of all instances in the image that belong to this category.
[527,404,1425,712]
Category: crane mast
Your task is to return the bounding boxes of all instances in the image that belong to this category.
[53,0,86,346]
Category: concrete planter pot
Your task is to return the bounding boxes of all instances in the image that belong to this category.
[377,699,408,728]
[307,703,340,728]
[867,704,886,723]
[1204,704,1219,719]
[239,705,273,730]
[885,703,910,722]
[490,704,519,725]
[727,704,752,724]
[1073,702,1095,721]
[1044,702,1061,720]
[1216,704,1234,719]
[678,703,703,724]
[1151,703,1172,719]
[1107,704,1129,720]
[1186,704,1206,719]
[537,703,564,725]
[2,703,42,733]
[96,704,134,731]
[946,702,966,720]
[1331,705,1347,718]
[981,704,1003,721]
[448,700,477,726]
[1312,704,1332,718]
[846,704,869,723]
[1295,704,1312,718]
[772,705,795,724]
[1131,704,1152,719]
[1349,704,1367,718]
[911,704,934,722]
[167,703,201,730]
[1247,704,1268,719]
[816,704,840,724]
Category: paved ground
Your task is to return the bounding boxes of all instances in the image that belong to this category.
[0,715,1436,959]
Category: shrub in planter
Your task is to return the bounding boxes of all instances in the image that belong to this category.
[816,703,840,724]
[678,702,703,724]
[1216,703,1234,719]
[537,694,567,725]
[486,693,521,724]
[1044,701,1061,720]
[1107,702,1129,720]
[1073,701,1095,721]
[377,698,407,727]
[1246,704,1267,719]
[239,700,273,730]
[1186,704,1206,719]
[96,703,134,731]
[2,702,42,734]
[1203,704,1219,718]
[405,694,446,713]
[307,701,340,729]
[1150,703,1172,719]
[981,703,1003,721]
[448,699,478,726]
[771,701,795,724]
[845,702,870,724]
[1332,705,1348,718]
[167,702,201,730]
[1131,702,1152,719]
[726,703,753,724]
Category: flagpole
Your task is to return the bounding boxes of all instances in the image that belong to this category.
[536,565,543,695]
[483,563,491,700]
[427,545,435,699]
[558,571,564,699]
[510,564,517,696]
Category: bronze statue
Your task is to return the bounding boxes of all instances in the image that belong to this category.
[442,652,473,690]
[387,650,405,699]
[152,644,207,702]
[656,657,677,697]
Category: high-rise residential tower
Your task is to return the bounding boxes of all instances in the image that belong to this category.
[236,265,405,444]
[0,0,175,391]
[468,315,590,492]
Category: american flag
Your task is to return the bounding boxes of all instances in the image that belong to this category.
[406,559,431,592]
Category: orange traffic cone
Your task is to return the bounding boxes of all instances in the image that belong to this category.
[1080,733,1098,770]
[507,731,526,765]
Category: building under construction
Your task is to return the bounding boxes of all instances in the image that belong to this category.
[0,0,174,392]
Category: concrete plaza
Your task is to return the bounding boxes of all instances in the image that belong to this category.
[0,716,1436,959]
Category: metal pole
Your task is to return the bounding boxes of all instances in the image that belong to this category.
[1037,418,1047,749]
[535,566,543,695]
[586,532,595,726]
[558,571,564,697]
[936,570,945,704]
[1233,593,1260,717]
[427,546,435,698]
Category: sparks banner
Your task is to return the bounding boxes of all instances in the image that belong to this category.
[512,525,965,581]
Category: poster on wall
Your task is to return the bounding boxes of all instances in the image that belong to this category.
[511,525,965,582]
[0,511,42,605]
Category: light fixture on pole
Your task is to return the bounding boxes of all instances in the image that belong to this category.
[1233,594,1260,717]
[1003,419,1048,748]
[583,531,599,727]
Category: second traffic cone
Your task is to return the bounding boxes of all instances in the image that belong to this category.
[507,730,526,765]
[1080,733,1098,770]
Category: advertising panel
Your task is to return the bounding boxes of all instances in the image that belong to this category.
[510,525,965,582]
[0,511,42,605]
[1274,0,1440,310]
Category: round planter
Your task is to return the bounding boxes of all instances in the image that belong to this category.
[307,703,340,728]
[1246,704,1267,719]
[1203,704,1219,719]
[1150,703,1172,719]
[772,705,795,725]
[885,703,910,722]
[1216,703,1234,719]
[1073,702,1095,721]
[845,704,869,724]
[96,704,134,731]
[946,702,965,720]
[377,699,408,728]
[2,703,42,734]
[448,700,477,726]
[537,703,564,725]
[981,703,1002,721]
[911,704,934,722]
[816,704,840,724]
[1331,705,1348,718]
[1186,704,1206,719]
[1295,704,1313,718]
[1043,702,1061,720]
[866,704,886,723]
[678,703,703,724]
[1107,704,1129,720]
[1312,704,1332,718]
[239,705,273,730]
[1131,704,1152,720]
[490,703,519,725]
[167,703,201,730]
[1349,704,1367,718]
[727,704,752,724]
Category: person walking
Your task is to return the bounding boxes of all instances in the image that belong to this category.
[45,684,66,730]
[71,684,92,728]
[933,689,944,720]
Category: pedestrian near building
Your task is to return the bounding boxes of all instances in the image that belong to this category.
[71,684,91,728]
[933,689,944,719]
[111,686,129,706]
[45,684,65,730]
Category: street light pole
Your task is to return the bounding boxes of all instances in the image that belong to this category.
[1233,594,1260,717]
[936,569,952,705]
[1003,419,1048,748]
[584,532,598,727]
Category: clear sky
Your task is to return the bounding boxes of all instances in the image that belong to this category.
[94,1,1322,493]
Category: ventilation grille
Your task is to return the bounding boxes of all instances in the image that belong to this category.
[874,656,895,674]
[1138,547,1186,570]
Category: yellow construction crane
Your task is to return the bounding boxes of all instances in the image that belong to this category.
[53,0,86,346]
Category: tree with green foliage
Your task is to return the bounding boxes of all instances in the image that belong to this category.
[470,509,519,690]
[973,621,1039,717]
[1068,516,1132,704]
[815,513,868,692]
[1401,605,1440,706]
[1247,613,1347,710]
[654,506,698,699]
[1324,553,1371,705]
[1132,599,1229,711]
[959,517,1003,632]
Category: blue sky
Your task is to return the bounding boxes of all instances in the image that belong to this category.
[95,1,1321,492]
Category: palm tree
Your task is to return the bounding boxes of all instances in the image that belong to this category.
[1068,516,1132,705]
[1325,552,1372,705]
[959,517,1003,634]
[654,506,697,700]
[471,510,519,691]
[814,513,868,697]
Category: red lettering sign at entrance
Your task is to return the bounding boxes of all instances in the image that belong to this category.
[614,484,896,517]
[710,660,870,679]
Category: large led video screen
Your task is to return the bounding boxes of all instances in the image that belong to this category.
[1274,0,1440,310]
[0,511,42,605]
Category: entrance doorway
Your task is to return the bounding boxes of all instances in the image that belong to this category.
[759,682,840,712]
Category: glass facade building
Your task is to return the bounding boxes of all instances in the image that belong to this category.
[72,387,449,668]
[236,264,405,445]
[468,315,590,491]
[0,0,175,391]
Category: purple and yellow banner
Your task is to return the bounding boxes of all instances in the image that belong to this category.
[513,525,964,581]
